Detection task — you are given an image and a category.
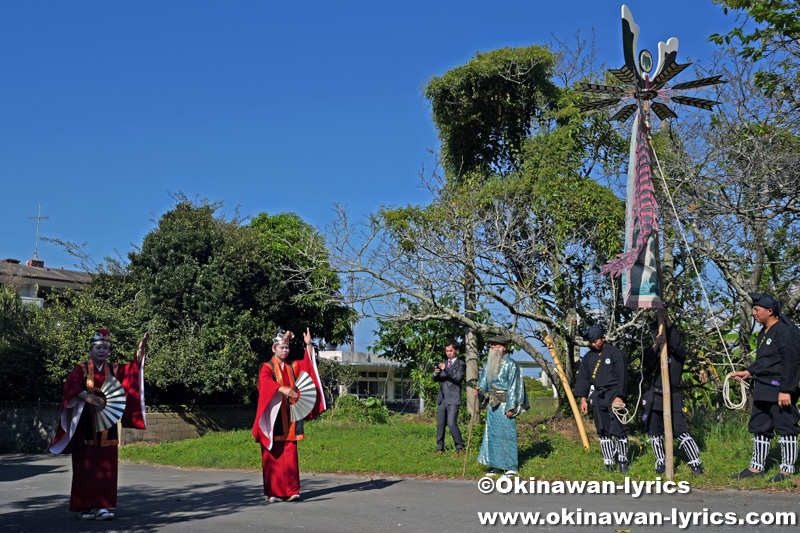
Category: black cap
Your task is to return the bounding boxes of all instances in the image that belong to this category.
[486,333,513,345]
[749,293,781,314]
[581,325,605,342]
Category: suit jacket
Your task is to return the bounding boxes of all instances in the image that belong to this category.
[434,357,466,405]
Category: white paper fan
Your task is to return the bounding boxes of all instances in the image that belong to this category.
[95,375,127,431]
[290,371,317,421]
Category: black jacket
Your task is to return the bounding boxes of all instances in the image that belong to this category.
[642,324,685,412]
[575,342,628,409]
[748,320,800,402]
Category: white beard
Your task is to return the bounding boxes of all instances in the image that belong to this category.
[486,348,504,382]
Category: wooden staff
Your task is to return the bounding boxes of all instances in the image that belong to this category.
[544,334,590,451]
[462,391,480,478]
[658,313,674,480]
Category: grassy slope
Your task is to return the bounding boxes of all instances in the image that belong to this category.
[119,409,799,490]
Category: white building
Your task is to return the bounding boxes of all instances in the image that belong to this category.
[317,350,417,404]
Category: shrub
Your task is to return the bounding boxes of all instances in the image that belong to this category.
[364,397,390,424]
[332,394,369,422]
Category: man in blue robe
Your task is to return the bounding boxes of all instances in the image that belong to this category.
[473,334,528,476]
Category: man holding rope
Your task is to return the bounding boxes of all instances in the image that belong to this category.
[575,325,630,473]
[730,294,800,482]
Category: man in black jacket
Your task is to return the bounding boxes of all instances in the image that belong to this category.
[730,293,800,482]
[575,325,630,473]
[642,309,703,475]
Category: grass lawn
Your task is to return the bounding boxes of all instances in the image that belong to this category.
[119,408,799,490]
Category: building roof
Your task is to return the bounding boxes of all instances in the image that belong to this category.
[0,260,92,289]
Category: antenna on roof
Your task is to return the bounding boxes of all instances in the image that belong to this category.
[27,204,49,261]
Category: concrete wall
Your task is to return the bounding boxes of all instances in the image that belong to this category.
[0,403,61,453]
[120,405,255,445]
[0,403,255,453]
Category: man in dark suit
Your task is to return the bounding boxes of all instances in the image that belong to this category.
[434,339,466,455]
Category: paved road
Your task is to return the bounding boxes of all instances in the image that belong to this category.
[1,454,797,532]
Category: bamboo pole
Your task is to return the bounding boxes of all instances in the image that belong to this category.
[658,314,674,480]
[544,334,590,451]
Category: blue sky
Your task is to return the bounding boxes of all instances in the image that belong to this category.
[2,1,735,350]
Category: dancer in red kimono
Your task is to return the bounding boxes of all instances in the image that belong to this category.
[50,329,148,520]
[252,328,325,502]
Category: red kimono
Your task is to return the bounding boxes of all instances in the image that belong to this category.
[252,347,325,498]
[50,355,145,512]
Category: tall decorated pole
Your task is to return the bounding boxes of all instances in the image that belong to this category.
[576,5,725,480]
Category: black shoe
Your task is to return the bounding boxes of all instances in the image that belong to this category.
[731,468,764,480]
[605,465,616,473]
[619,462,630,474]
[655,463,666,475]
[691,464,705,476]
[771,471,792,483]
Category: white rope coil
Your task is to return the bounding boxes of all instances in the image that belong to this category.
[722,372,748,410]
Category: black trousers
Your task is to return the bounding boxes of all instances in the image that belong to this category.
[436,402,464,450]
[646,408,690,437]
[749,401,800,438]
[593,404,628,438]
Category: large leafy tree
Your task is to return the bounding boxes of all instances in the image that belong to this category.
[120,200,285,402]
[710,0,800,103]
[284,43,631,413]
[250,212,355,345]
[420,46,562,397]
[386,44,627,388]
[650,50,800,375]
[125,198,352,403]
[424,46,559,178]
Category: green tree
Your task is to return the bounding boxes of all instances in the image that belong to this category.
[306,42,631,412]
[425,46,558,177]
[250,212,355,345]
[0,286,52,401]
[422,46,562,405]
[127,199,282,402]
[127,198,353,403]
[369,297,480,412]
[710,0,800,102]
